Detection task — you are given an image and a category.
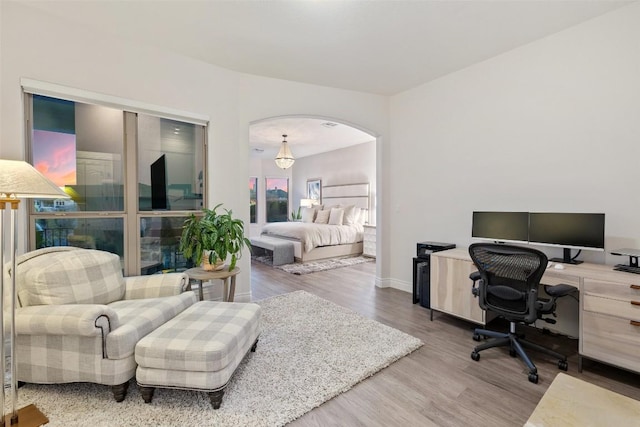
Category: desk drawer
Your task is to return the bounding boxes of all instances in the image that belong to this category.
[583,294,640,319]
[583,278,640,301]
[581,311,640,373]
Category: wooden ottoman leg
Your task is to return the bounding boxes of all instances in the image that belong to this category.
[112,381,129,402]
[209,389,225,409]
[140,386,155,404]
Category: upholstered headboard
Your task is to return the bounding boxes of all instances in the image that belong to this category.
[321,182,370,223]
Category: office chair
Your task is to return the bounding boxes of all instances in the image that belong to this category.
[468,243,575,383]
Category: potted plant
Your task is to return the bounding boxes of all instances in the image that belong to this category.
[291,206,302,221]
[179,203,251,271]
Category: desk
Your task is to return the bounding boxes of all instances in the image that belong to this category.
[430,248,640,375]
[184,267,240,302]
[525,373,640,426]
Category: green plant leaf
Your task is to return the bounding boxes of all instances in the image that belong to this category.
[179,203,249,269]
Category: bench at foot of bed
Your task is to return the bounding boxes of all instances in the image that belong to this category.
[250,236,294,266]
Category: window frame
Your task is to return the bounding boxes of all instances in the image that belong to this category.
[23,85,208,276]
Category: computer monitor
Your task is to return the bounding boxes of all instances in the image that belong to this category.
[472,211,529,244]
[528,212,605,264]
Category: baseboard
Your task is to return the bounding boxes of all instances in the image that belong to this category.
[375,277,411,294]
[198,283,251,303]
[234,291,252,302]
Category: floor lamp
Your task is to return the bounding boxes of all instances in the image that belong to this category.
[0,159,69,426]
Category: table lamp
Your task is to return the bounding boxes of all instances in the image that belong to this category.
[0,159,69,426]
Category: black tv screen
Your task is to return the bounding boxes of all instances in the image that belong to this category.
[528,212,605,250]
[472,211,529,243]
[150,155,167,210]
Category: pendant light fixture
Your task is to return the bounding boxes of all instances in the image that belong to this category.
[274,134,295,169]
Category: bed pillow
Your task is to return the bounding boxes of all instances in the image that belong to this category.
[342,205,357,225]
[314,209,330,224]
[353,208,362,224]
[357,208,367,224]
[301,207,316,223]
[329,207,345,225]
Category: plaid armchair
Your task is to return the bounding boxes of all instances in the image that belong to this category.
[7,247,197,401]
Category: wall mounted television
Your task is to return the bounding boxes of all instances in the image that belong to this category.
[471,211,529,244]
[528,212,605,264]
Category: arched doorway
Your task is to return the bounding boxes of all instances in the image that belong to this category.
[248,114,379,272]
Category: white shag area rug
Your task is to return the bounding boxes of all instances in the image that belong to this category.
[275,255,374,275]
[17,290,422,427]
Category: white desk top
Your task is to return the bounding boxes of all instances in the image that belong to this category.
[432,247,640,286]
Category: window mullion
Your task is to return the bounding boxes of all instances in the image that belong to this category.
[124,112,139,276]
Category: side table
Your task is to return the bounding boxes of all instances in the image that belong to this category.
[184,266,240,302]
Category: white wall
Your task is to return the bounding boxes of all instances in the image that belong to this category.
[291,141,376,224]
[388,3,640,291]
[0,2,389,300]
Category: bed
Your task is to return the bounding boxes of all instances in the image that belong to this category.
[260,182,370,262]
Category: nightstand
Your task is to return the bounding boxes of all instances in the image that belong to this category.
[363,225,376,258]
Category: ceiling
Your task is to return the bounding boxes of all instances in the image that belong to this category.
[18,0,631,96]
[16,0,632,158]
[250,117,374,160]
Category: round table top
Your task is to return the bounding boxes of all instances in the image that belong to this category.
[185,266,240,281]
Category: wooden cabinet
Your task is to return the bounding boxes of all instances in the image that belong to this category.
[581,278,640,373]
[363,225,376,258]
[430,249,494,325]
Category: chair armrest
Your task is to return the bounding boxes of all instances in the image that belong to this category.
[15,304,118,336]
[124,272,189,299]
[544,284,576,298]
[470,271,481,297]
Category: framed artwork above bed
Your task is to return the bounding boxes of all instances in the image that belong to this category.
[307,178,321,203]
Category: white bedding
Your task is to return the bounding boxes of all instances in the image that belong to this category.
[261,222,364,253]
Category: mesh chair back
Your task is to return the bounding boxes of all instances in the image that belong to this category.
[469,243,547,323]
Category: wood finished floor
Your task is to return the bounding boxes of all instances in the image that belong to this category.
[250,259,640,426]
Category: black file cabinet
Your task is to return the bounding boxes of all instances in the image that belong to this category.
[412,241,456,308]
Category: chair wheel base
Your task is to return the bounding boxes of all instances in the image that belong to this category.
[528,373,539,384]
[558,360,568,371]
[471,351,480,361]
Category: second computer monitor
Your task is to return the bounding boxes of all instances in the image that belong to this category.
[528,212,605,252]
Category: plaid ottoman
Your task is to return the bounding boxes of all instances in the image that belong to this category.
[134,300,261,409]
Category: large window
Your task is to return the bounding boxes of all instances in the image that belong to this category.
[265,177,288,222]
[26,93,206,275]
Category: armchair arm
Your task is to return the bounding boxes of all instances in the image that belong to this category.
[124,272,189,299]
[15,304,119,336]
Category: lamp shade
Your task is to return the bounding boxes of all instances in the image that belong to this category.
[0,159,69,199]
[274,134,295,169]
